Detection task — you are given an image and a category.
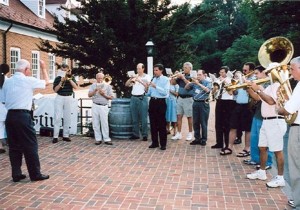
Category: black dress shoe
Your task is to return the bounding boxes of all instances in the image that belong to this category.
[142,137,147,141]
[95,141,102,145]
[31,174,50,182]
[104,142,113,145]
[52,138,58,144]
[160,147,166,150]
[211,144,223,149]
[129,136,139,140]
[149,144,159,148]
[190,140,201,145]
[200,140,207,146]
[13,174,26,182]
[63,137,71,142]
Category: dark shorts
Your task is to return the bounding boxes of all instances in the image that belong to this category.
[230,104,253,131]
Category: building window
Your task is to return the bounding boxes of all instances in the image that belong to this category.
[31,51,40,79]
[0,0,9,6]
[62,58,69,66]
[73,60,79,68]
[48,54,56,80]
[38,0,45,17]
[10,48,21,74]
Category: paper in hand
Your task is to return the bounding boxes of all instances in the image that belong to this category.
[57,70,66,77]
[127,71,135,77]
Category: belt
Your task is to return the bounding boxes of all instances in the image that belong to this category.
[132,94,144,97]
[263,116,284,120]
[151,97,165,100]
[291,123,300,127]
[9,109,30,113]
[179,96,192,99]
[93,102,107,106]
[58,93,72,96]
[193,99,206,102]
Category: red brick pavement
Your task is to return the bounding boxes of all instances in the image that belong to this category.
[0,101,292,210]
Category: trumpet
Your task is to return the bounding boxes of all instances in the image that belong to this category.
[129,74,139,84]
[243,71,255,78]
[103,74,112,85]
[60,70,73,88]
[170,72,183,79]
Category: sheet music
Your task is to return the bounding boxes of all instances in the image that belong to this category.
[190,70,197,78]
[165,68,172,75]
[209,73,216,82]
[57,70,66,77]
[127,71,135,78]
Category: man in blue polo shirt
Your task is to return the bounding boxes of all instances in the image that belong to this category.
[185,70,212,146]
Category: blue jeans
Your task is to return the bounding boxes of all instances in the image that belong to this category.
[250,116,273,166]
[193,101,210,141]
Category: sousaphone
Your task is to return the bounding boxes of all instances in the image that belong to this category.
[258,36,297,125]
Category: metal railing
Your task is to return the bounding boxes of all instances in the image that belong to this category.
[77,98,93,135]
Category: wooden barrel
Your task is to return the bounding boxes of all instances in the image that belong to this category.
[108,98,132,139]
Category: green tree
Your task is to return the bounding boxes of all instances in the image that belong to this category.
[39,0,178,97]
[222,35,263,70]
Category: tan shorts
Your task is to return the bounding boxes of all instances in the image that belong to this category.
[176,97,193,117]
[258,119,287,151]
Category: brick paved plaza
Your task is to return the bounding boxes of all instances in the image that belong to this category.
[0,102,292,210]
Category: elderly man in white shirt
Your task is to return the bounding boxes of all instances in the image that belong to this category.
[3,59,50,182]
[88,72,114,145]
[277,56,300,209]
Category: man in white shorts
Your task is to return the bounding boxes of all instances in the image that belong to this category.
[246,65,287,188]
[171,62,194,141]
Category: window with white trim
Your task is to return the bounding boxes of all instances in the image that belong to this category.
[31,51,40,79]
[0,0,9,6]
[73,60,79,69]
[10,48,21,74]
[48,54,56,80]
[62,58,69,66]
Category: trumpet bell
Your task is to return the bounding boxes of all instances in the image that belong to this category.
[104,74,112,85]
[258,36,294,68]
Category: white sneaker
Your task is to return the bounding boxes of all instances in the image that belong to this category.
[246,169,267,180]
[266,176,285,188]
[171,132,182,140]
[186,132,193,141]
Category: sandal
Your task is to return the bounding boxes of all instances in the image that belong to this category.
[236,150,250,157]
[220,148,232,155]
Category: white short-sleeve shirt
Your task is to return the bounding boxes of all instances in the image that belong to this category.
[3,72,45,110]
[284,82,300,124]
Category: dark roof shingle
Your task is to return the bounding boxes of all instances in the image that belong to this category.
[0,0,55,31]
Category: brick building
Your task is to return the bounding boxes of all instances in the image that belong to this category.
[0,0,79,94]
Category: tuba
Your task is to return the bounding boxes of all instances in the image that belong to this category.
[258,36,297,125]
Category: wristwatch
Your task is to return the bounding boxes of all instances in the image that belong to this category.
[256,90,261,94]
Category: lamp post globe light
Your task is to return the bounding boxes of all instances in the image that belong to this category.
[145,40,154,78]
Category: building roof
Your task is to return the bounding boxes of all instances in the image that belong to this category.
[0,0,55,31]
